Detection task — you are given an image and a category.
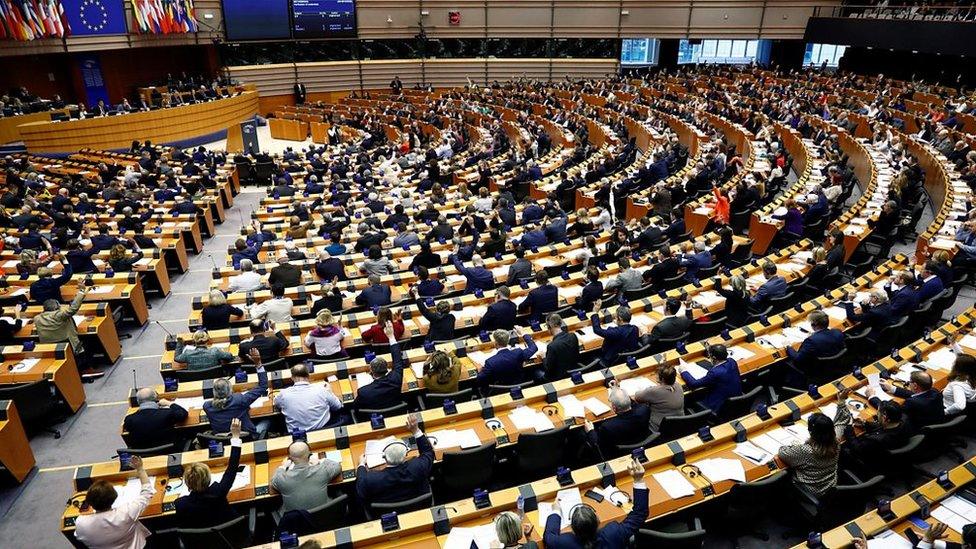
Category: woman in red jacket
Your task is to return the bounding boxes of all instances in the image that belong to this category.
[361,307,405,345]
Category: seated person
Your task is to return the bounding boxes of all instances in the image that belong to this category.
[842,400,910,468]
[750,261,787,306]
[175,419,244,527]
[591,304,640,366]
[356,413,434,506]
[238,320,289,364]
[361,307,405,345]
[414,289,456,341]
[201,289,245,331]
[304,310,347,359]
[276,362,343,432]
[422,350,462,394]
[352,322,406,411]
[415,266,444,297]
[584,384,651,459]
[248,283,294,323]
[679,344,742,413]
[122,387,189,450]
[271,440,342,516]
[477,327,538,394]
[228,259,265,293]
[174,330,234,371]
[479,286,517,331]
[311,281,343,315]
[786,310,845,381]
[517,271,559,322]
[74,455,153,549]
[644,297,691,345]
[867,371,945,429]
[204,349,269,438]
[634,364,685,432]
[355,274,393,308]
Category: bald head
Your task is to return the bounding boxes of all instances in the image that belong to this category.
[288,441,311,463]
[135,387,158,404]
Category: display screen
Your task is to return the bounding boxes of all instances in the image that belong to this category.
[291,0,357,39]
[222,0,291,41]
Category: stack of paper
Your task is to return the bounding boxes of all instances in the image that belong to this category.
[757,333,790,349]
[89,286,115,294]
[112,477,156,509]
[249,397,269,409]
[925,347,957,371]
[938,494,976,528]
[442,523,499,549]
[823,305,848,321]
[428,429,460,450]
[619,376,655,397]
[959,333,976,350]
[692,458,747,483]
[866,530,913,548]
[363,436,398,468]
[694,291,724,308]
[456,429,482,449]
[653,469,696,498]
[354,372,374,388]
[212,465,251,492]
[410,363,425,379]
[679,360,709,381]
[508,406,555,432]
[727,346,756,362]
[173,396,206,409]
[72,315,88,325]
[582,398,611,417]
[558,394,586,418]
[733,441,774,465]
[538,488,583,529]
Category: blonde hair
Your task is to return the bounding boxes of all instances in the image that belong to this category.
[184,462,212,492]
[192,330,210,346]
[495,512,522,546]
[108,244,127,263]
[316,310,335,327]
[812,247,826,263]
[19,249,37,265]
[209,290,227,306]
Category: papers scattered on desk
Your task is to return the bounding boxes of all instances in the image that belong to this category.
[823,306,848,321]
[582,397,611,417]
[112,477,155,509]
[457,429,481,449]
[508,406,554,432]
[653,469,696,499]
[7,288,26,297]
[173,396,205,409]
[364,436,398,468]
[619,376,655,397]
[630,315,655,335]
[9,357,39,372]
[931,503,971,534]
[941,494,976,523]
[960,333,976,350]
[322,450,342,464]
[466,350,495,368]
[443,523,499,549]
[867,529,913,548]
[758,333,789,350]
[924,347,957,371]
[733,441,774,465]
[539,488,583,530]
[692,458,746,483]
[354,372,374,388]
[694,291,723,308]
[892,364,920,383]
[558,394,586,418]
[410,363,424,379]
[727,345,755,363]
[679,360,709,381]
[88,285,115,294]
[72,315,87,325]
[577,326,601,345]
[428,428,482,450]
[249,397,269,409]
[212,464,251,492]
[134,258,152,267]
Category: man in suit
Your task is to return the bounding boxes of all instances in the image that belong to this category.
[314,250,346,282]
[679,240,713,283]
[604,257,643,294]
[591,305,640,366]
[238,320,289,364]
[635,365,685,432]
[356,413,433,506]
[477,327,538,394]
[541,314,579,382]
[204,350,269,437]
[868,371,944,430]
[914,261,945,304]
[506,247,534,284]
[123,388,189,449]
[841,400,910,467]
[479,286,517,331]
[786,310,845,379]
[645,247,681,286]
[268,252,303,288]
[30,261,73,304]
[293,82,307,104]
[520,223,548,249]
[352,323,406,411]
[751,262,787,306]
[518,271,559,322]
[544,458,648,548]
[355,274,393,308]
[841,289,895,338]
[633,217,664,252]
[453,254,495,293]
[232,237,263,270]
[680,344,742,413]
[645,297,692,346]
[584,386,651,459]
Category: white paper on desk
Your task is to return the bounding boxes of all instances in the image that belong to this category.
[867,373,881,388]
[533,412,555,432]
[2,260,18,269]
[577,326,601,345]
[558,394,586,418]
[364,436,397,468]
[679,360,709,381]
[442,527,475,549]
[466,350,495,368]
[823,306,848,322]
[619,376,655,397]
[89,285,115,294]
[112,477,156,509]
[8,288,26,297]
[751,433,786,456]
[11,357,40,372]
[249,397,268,409]
[72,315,87,325]
[457,429,482,449]
[582,397,611,417]
[508,407,540,431]
[960,334,976,350]
[942,494,976,522]
[174,396,205,409]
[322,450,342,464]
[134,258,152,267]
[630,315,655,335]
[857,385,893,401]
[653,469,696,499]
[727,346,755,362]
[931,504,970,534]
[212,342,231,349]
[693,458,746,483]
[212,465,251,492]
[694,291,724,308]
[429,429,459,450]
[555,487,583,527]
[354,372,374,388]
[733,441,773,465]
[410,363,424,379]
[537,502,562,530]
[867,529,913,549]
[925,347,957,371]
[758,333,789,349]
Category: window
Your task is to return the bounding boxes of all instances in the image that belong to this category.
[804,43,847,67]
[621,38,660,65]
[677,39,770,65]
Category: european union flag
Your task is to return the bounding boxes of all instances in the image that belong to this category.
[63,0,127,36]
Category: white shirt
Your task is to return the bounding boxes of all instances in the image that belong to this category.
[74,481,153,549]
[276,381,343,432]
[249,297,294,322]
[228,271,263,293]
[943,379,976,415]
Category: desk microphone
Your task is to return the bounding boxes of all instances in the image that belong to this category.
[132,369,137,390]
[208,254,219,270]
[154,320,175,337]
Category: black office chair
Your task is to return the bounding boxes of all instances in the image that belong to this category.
[920,415,968,464]
[0,379,63,437]
[170,365,228,383]
[624,284,656,301]
[658,409,711,442]
[786,472,885,535]
[195,430,254,448]
[419,388,475,410]
[844,326,873,366]
[635,517,706,548]
[873,316,909,358]
[723,470,789,547]
[766,291,794,314]
[514,426,568,479]
[566,358,602,378]
[366,491,432,521]
[438,442,497,502]
[178,512,255,549]
[351,402,409,424]
[689,314,727,341]
[715,385,764,423]
[116,444,179,458]
[306,494,349,532]
[880,434,927,490]
[487,380,533,397]
[697,264,720,280]
[647,333,688,355]
[610,431,660,460]
[241,357,287,373]
[617,344,650,365]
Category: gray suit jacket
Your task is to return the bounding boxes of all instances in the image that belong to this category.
[270,459,342,513]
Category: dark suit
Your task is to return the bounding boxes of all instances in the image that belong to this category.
[544,485,649,549]
[751,275,787,305]
[353,343,405,410]
[543,331,579,381]
[585,404,651,459]
[238,333,289,364]
[681,358,742,413]
[518,283,559,321]
[577,281,604,313]
[356,433,434,504]
[122,404,189,449]
[269,264,303,288]
[315,257,346,282]
[870,388,944,430]
[175,442,242,528]
[843,301,894,334]
[356,285,393,308]
[591,315,639,365]
[478,336,538,391]
[646,314,691,344]
[479,299,517,331]
[787,328,845,371]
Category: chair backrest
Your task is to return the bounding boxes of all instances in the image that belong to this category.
[618,344,650,363]
[352,402,409,423]
[613,431,661,456]
[177,514,252,549]
[727,470,788,507]
[821,475,886,528]
[658,409,711,441]
[367,491,432,520]
[567,358,602,376]
[717,384,764,422]
[887,434,926,460]
[116,444,175,458]
[635,526,706,549]
[171,365,227,383]
[689,314,728,341]
[307,494,349,532]
[921,414,967,437]
[515,426,568,475]
[487,380,533,397]
[648,333,688,354]
[875,316,910,351]
[241,357,287,373]
[441,442,497,494]
[421,388,475,410]
[0,379,53,425]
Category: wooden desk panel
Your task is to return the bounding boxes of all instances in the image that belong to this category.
[18,92,259,154]
[0,400,34,483]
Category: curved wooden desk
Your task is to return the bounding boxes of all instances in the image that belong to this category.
[17,92,259,154]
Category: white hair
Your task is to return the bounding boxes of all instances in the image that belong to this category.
[383,441,408,465]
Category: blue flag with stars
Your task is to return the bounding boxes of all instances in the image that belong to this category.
[63,0,126,35]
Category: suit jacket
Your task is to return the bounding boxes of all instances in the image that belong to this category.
[353,343,405,411]
[544,486,649,549]
[591,316,639,365]
[479,300,516,331]
[175,443,242,528]
[915,275,944,304]
[681,358,742,413]
[355,285,393,308]
[122,404,189,449]
[269,264,303,288]
[647,314,692,343]
[870,388,944,430]
[843,301,894,333]
[478,336,538,391]
[751,276,788,305]
[356,434,434,504]
[507,259,534,285]
[577,281,604,313]
[586,404,651,459]
[315,258,346,282]
[543,331,579,381]
[787,328,845,371]
[238,332,289,364]
[518,284,559,321]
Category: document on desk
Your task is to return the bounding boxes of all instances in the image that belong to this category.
[363,436,398,468]
[582,397,611,417]
[757,333,789,350]
[212,465,251,492]
[630,315,655,335]
[823,305,848,322]
[112,477,156,509]
[89,285,115,294]
[727,345,755,362]
[428,429,459,450]
[959,333,976,350]
[751,433,786,456]
[867,529,913,548]
[694,290,724,308]
[466,350,496,368]
[692,458,746,483]
[10,358,40,372]
[173,396,205,409]
[653,469,696,499]
[410,363,424,379]
[679,360,709,381]
[925,347,957,371]
[442,527,475,549]
[72,315,88,325]
[931,504,970,534]
[354,372,374,388]
[558,394,586,418]
[248,397,269,409]
[619,376,655,397]
[134,258,153,267]
[322,450,343,464]
[457,429,482,449]
[942,494,976,522]
[733,441,774,465]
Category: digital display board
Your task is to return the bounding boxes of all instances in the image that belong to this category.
[291,0,356,39]
[222,0,291,41]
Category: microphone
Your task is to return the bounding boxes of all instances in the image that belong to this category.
[208,254,219,270]
[132,368,137,390]
[154,320,175,338]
